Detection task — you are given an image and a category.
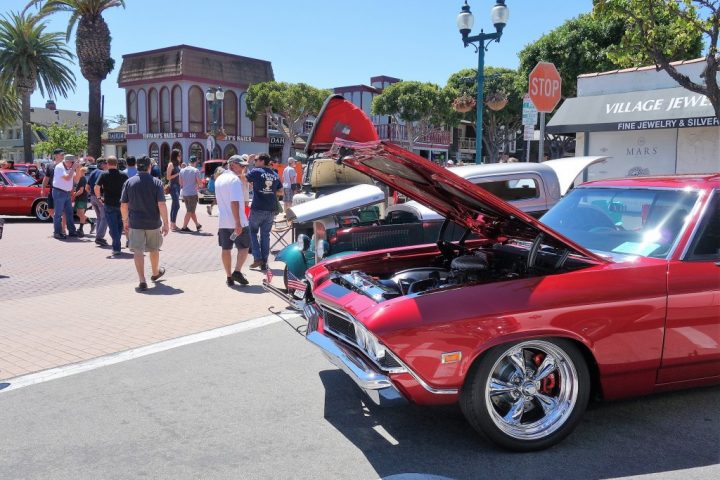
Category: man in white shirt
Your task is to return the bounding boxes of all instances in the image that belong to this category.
[52,154,80,239]
[215,155,251,286]
[281,157,297,213]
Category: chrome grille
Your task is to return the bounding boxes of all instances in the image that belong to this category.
[324,309,356,343]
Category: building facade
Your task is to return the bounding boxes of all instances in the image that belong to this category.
[0,102,89,162]
[117,45,274,169]
[548,58,719,180]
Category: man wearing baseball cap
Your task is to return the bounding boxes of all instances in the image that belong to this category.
[215,155,251,286]
[52,154,81,239]
[41,148,65,231]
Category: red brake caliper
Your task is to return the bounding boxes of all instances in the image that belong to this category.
[533,353,556,393]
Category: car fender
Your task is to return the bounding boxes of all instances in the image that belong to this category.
[324,250,362,261]
[275,244,309,279]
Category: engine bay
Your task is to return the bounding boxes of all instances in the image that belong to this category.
[329,238,591,302]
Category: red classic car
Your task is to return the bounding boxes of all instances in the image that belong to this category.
[0,169,50,221]
[300,100,720,451]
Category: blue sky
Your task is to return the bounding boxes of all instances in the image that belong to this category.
[6,0,594,119]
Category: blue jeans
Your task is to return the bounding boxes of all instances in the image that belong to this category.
[105,205,123,252]
[169,183,180,223]
[52,189,76,235]
[249,209,274,263]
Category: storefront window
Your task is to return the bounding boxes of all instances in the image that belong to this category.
[188,86,204,133]
[223,144,237,159]
[148,88,159,133]
[254,114,267,138]
[149,142,159,161]
[172,142,183,158]
[189,142,204,162]
[223,91,238,136]
[172,86,182,132]
[160,143,170,172]
[127,90,137,126]
[160,87,171,133]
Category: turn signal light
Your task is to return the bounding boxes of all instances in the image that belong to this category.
[441,351,462,364]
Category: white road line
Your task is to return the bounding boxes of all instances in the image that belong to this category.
[373,425,400,446]
[0,312,299,394]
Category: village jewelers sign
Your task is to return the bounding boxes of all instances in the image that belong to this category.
[547,86,718,134]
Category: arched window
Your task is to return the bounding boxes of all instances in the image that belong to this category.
[127,90,137,127]
[223,90,238,136]
[171,85,182,132]
[189,142,204,161]
[148,88,159,133]
[171,142,182,158]
[188,86,204,133]
[149,142,159,161]
[160,142,170,172]
[160,87,171,133]
[223,144,237,159]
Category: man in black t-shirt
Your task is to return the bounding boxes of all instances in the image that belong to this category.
[94,156,128,255]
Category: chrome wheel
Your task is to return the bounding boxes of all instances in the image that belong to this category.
[461,338,589,450]
[34,199,50,221]
[485,340,578,440]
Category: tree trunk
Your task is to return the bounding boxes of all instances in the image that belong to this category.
[21,90,33,163]
[87,78,102,158]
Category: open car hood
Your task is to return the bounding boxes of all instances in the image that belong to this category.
[286,184,384,223]
[305,95,379,155]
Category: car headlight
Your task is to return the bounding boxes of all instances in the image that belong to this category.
[354,322,386,361]
[316,239,329,260]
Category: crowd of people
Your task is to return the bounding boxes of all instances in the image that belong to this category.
[38,147,283,292]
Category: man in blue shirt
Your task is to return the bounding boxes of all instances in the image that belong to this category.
[246,153,281,270]
[125,156,138,177]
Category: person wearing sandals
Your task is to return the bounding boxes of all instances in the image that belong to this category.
[166,149,182,231]
[120,156,169,292]
[178,156,202,232]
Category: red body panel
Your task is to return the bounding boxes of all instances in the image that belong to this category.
[0,170,44,216]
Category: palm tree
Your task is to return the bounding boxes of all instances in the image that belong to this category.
[0,12,75,163]
[0,85,21,128]
[25,0,125,158]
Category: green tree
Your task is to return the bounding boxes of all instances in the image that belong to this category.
[33,122,87,156]
[446,67,524,163]
[595,0,719,119]
[371,81,450,152]
[0,11,75,162]
[246,81,330,162]
[0,85,20,128]
[25,0,126,158]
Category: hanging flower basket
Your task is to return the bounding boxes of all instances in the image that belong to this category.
[486,92,508,111]
[452,95,476,113]
[216,129,227,141]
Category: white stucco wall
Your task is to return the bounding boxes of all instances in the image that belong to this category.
[676,127,720,173]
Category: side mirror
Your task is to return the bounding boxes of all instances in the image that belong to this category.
[296,234,311,252]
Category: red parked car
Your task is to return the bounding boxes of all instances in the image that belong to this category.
[300,98,720,451]
[0,169,50,221]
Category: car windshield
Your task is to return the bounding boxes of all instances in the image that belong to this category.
[541,187,700,259]
[4,171,36,186]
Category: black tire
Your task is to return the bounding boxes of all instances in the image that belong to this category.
[32,199,51,222]
[460,338,590,451]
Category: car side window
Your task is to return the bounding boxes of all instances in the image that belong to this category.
[475,177,539,201]
[0,174,7,186]
[685,191,720,261]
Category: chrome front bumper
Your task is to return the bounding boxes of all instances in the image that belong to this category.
[262,279,304,311]
[306,327,407,407]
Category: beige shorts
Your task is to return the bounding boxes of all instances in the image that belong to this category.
[128,228,163,253]
[183,195,198,213]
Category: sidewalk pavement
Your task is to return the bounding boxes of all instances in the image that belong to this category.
[0,204,295,382]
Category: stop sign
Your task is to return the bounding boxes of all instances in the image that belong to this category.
[528,62,562,113]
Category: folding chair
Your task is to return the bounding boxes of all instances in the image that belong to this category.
[270,220,292,254]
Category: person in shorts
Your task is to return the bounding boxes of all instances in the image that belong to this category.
[179,155,202,232]
[120,156,170,291]
[216,155,251,286]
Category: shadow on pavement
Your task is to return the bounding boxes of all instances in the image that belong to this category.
[0,275,9,280]
[319,370,720,480]
[139,282,184,296]
[228,284,266,295]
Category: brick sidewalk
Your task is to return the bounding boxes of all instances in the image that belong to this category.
[0,204,294,381]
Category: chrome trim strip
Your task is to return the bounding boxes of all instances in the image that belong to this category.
[316,300,459,396]
[679,189,717,260]
[306,331,408,407]
[262,280,304,311]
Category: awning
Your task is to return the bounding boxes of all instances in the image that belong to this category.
[547,86,718,134]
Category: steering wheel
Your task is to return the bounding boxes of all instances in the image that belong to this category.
[564,206,618,232]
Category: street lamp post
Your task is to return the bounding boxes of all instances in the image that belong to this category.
[205,87,225,159]
[457,0,509,164]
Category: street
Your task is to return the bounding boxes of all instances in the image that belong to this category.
[0,318,718,480]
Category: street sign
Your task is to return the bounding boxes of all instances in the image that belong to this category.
[522,94,538,126]
[206,135,216,153]
[523,125,534,141]
[528,62,562,113]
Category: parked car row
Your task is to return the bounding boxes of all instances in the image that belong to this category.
[263,95,720,451]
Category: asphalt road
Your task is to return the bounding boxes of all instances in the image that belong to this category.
[0,317,718,480]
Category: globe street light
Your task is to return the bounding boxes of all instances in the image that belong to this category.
[457,0,509,164]
[205,87,225,135]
